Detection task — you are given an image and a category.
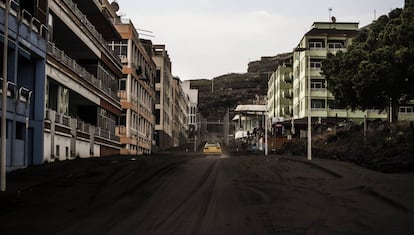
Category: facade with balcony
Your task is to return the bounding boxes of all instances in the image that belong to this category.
[172,77,189,147]
[0,0,48,170]
[45,0,123,161]
[153,45,173,150]
[182,80,198,143]
[267,53,293,121]
[112,18,156,155]
[292,21,388,126]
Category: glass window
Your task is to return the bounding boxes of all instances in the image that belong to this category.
[311,99,326,109]
[311,79,326,89]
[119,79,126,90]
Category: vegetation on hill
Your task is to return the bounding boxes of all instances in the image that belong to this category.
[280,121,414,173]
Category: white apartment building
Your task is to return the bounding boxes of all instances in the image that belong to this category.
[113,18,156,155]
[45,0,124,160]
[267,54,293,121]
[182,80,198,128]
[292,21,387,125]
[172,78,190,147]
[153,45,173,149]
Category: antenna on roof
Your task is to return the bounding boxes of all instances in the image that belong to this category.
[328,8,333,21]
[374,9,377,21]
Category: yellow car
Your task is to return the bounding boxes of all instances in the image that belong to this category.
[203,143,222,155]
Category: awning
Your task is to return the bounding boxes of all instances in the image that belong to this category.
[234,130,248,139]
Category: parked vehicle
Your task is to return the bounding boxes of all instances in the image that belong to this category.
[203,143,222,155]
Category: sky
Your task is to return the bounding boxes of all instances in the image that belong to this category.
[117,0,404,80]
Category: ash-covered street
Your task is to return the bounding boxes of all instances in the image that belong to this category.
[1,153,414,234]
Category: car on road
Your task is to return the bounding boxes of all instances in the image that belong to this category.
[203,142,222,155]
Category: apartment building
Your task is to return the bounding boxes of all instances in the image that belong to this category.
[292,21,387,126]
[0,0,48,170]
[182,80,198,137]
[172,77,189,147]
[45,0,123,161]
[153,45,173,150]
[267,53,293,121]
[112,18,156,155]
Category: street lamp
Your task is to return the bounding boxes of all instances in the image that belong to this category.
[1,0,11,191]
[264,98,268,156]
[294,47,312,161]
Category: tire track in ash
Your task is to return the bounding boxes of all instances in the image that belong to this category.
[148,159,218,233]
[55,157,192,235]
[233,158,338,234]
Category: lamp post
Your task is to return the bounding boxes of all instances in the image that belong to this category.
[294,47,312,161]
[1,0,11,191]
[264,98,268,156]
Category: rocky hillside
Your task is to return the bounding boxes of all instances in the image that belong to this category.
[190,73,267,120]
[190,52,292,121]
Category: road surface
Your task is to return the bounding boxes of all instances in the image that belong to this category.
[1,153,414,234]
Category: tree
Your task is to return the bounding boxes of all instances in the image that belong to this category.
[322,6,414,122]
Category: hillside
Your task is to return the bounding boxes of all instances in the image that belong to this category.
[190,73,268,120]
[190,52,292,121]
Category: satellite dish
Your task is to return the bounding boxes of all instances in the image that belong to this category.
[331,16,336,23]
[111,1,120,12]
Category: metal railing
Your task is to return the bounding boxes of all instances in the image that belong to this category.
[62,0,121,66]
[77,120,90,133]
[96,127,119,142]
[47,42,118,100]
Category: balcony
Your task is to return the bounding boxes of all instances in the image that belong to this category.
[96,127,119,142]
[283,91,293,99]
[283,73,293,83]
[283,106,293,116]
[47,42,118,100]
[61,0,122,67]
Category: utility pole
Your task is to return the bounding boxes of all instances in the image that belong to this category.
[2,0,11,191]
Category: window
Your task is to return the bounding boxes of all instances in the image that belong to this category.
[156,69,161,83]
[328,100,345,109]
[311,79,326,89]
[119,79,126,90]
[310,60,322,69]
[400,107,413,113]
[308,39,325,49]
[119,114,126,126]
[311,99,326,109]
[155,90,160,104]
[16,122,25,140]
[155,109,161,125]
[328,40,345,50]
[56,145,60,157]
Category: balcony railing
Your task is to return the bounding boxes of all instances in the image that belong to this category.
[96,127,119,142]
[62,0,121,66]
[0,0,48,39]
[47,42,118,100]
[55,112,71,126]
[77,120,90,133]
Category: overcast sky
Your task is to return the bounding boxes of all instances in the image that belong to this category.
[117,0,404,80]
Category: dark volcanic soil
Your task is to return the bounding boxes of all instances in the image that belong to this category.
[1,153,414,234]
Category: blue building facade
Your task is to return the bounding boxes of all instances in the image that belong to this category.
[0,0,47,170]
